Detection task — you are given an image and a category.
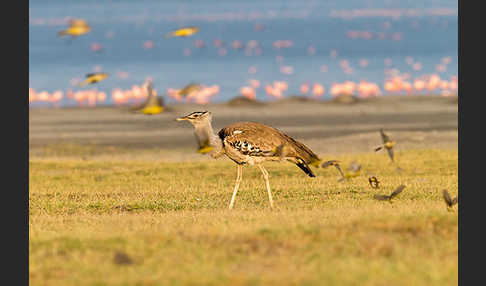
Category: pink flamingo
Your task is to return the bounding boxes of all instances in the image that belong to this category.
[412,62,422,71]
[248,79,260,89]
[37,91,50,102]
[427,74,441,91]
[330,83,342,97]
[143,41,154,49]
[50,91,64,107]
[413,78,426,92]
[112,88,126,106]
[449,76,458,90]
[312,83,325,97]
[300,83,310,95]
[239,86,256,99]
[97,91,107,103]
[90,43,103,52]
[231,40,242,50]
[359,59,369,68]
[29,88,37,103]
[307,45,316,55]
[194,39,205,49]
[342,81,356,95]
[280,65,294,75]
[218,48,227,56]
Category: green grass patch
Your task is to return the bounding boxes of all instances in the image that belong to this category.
[29,148,457,286]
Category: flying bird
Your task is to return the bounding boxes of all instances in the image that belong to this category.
[177,83,202,97]
[58,19,92,37]
[165,26,199,38]
[78,73,109,87]
[368,176,380,188]
[321,160,345,179]
[337,161,361,182]
[373,185,406,202]
[130,80,164,115]
[442,189,458,211]
[177,111,322,209]
[374,129,396,162]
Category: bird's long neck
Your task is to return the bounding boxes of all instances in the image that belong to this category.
[195,121,223,157]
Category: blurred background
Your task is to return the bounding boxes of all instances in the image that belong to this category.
[29,0,457,108]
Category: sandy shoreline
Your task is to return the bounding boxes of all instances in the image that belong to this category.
[29,95,458,161]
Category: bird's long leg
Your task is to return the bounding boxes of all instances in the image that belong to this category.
[257,164,274,209]
[229,164,243,209]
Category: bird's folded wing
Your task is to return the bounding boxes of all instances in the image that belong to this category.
[219,124,284,157]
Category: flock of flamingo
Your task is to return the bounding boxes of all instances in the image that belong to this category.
[29,70,458,107]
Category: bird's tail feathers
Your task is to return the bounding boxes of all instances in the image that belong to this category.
[57,30,68,37]
[296,160,316,177]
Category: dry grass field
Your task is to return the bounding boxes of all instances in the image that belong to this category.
[29,96,458,286]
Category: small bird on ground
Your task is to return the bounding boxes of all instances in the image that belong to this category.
[58,18,92,37]
[373,185,406,202]
[165,26,199,38]
[113,251,134,265]
[131,80,164,115]
[177,111,322,209]
[78,72,109,87]
[321,160,345,179]
[374,129,396,163]
[368,176,380,188]
[442,189,458,211]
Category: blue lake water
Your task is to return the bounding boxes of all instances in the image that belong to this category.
[29,0,458,106]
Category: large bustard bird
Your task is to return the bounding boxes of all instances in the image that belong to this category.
[177,111,321,209]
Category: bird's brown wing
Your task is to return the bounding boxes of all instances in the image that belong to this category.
[219,123,282,157]
[390,185,406,199]
[322,160,345,177]
[179,83,201,96]
[380,129,391,143]
[374,194,390,201]
[374,146,383,152]
[279,131,321,165]
[321,160,339,168]
[442,189,453,206]
[219,122,318,161]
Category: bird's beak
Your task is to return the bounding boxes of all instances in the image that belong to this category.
[176,116,188,121]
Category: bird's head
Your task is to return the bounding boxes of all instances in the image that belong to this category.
[176,111,212,126]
